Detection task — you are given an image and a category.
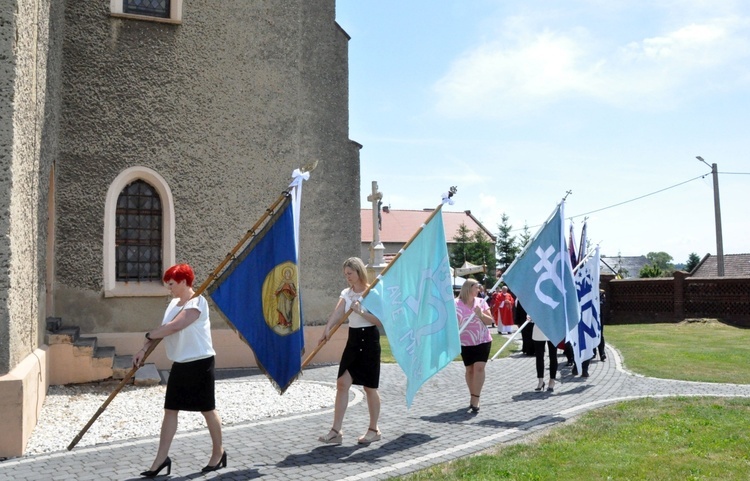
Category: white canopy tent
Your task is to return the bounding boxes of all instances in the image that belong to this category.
[454,261,485,277]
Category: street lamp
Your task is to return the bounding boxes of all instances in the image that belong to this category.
[696,156,724,276]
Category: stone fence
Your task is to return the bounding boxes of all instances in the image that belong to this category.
[601,272,750,328]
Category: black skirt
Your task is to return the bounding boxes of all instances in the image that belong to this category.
[164,356,216,412]
[338,326,381,388]
[461,341,492,366]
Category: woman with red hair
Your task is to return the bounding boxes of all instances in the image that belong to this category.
[133,264,226,477]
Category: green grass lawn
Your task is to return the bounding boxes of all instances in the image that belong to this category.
[604,321,750,384]
[388,320,750,481]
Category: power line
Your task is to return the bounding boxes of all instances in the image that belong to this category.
[569,174,707,219]
[508,170,749,233]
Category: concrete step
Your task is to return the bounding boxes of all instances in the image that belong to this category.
[112,355,135,380]
[134,363,162,386]
[73,336,98,356]
[46,326,80,345]
[94,346,116,359]
[92,346,116,371]
[46,316,62,332]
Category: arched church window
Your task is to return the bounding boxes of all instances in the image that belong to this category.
[104,166,175,297]
[115,180,163,281]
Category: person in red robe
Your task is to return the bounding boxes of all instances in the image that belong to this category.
[496,286,515,334]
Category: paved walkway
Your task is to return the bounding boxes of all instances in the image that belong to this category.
[3,342,750,481]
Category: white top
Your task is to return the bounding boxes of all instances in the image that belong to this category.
[532,323,549,342]
[161,295,216,363]
[341,288,375,328]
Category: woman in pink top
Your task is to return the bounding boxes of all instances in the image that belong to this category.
[455,278,494,413]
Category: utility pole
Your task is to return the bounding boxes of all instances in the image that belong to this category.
[696,156,724,276]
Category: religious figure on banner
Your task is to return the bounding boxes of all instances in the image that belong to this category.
[263,262,300,335]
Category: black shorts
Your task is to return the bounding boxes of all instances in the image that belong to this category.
[461,341,491,366]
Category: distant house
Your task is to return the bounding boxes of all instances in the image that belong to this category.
[360,209,496,263]
[600,255,650,279]
[691,253,750,277]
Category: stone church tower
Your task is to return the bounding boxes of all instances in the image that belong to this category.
[0,0,360,457]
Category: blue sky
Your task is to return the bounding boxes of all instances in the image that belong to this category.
[336,0,749,264]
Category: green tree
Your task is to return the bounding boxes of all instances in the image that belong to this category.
[639,264,664,278]
[646,251,674,272]
[519,222,531,248]
[450,223,472,269]
[496,213,519,271]
[685,252,701,272]
[473,229,496,287]
[450,223,495,287]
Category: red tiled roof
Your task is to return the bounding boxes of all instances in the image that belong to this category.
[361,209,496,244]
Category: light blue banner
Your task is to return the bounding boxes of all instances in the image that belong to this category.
[503,203,580,346]
[362,211,460,407]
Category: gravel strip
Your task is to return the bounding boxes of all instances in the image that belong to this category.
[25,378,335,455]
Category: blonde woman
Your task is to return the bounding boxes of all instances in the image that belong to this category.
[455,278,494,413]
[317,257,384,445]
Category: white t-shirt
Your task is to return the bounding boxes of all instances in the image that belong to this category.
[161,295,216,363]
[341,288,375,328]
[532,323,549,342]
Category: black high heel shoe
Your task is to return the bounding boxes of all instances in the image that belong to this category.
[201,451,227,473]
[140,456,171,478]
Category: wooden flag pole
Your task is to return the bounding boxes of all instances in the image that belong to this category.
[301,187,457,368]
[67,163,317,451]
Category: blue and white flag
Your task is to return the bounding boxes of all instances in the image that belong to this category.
[569,245,602,373]
[503,202,580,346]
[207,171,308,393]
[362,209,460,407]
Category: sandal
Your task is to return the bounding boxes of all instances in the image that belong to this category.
[469,393,480,413]
[357,427,382,445]
[318,428,343,444]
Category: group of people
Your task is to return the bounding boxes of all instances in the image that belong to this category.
[133,258,387,478]
[133,258,603,477]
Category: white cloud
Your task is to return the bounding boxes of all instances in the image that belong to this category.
[433,13,750,117]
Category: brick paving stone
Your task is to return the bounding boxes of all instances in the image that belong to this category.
[2,346,750,480]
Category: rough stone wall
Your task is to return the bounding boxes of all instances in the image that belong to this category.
[54,0,360,332]
[0,0,60,374]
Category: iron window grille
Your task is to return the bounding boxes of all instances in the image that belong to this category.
[123,0,171,19]
[116,180,163,281]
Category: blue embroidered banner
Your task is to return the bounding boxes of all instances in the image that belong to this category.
[208,198,304,393]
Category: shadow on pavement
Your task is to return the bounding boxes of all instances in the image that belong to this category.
[276,433,433,467]
[419,407,481,424]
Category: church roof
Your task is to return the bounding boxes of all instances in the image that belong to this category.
[361,209,496,244]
